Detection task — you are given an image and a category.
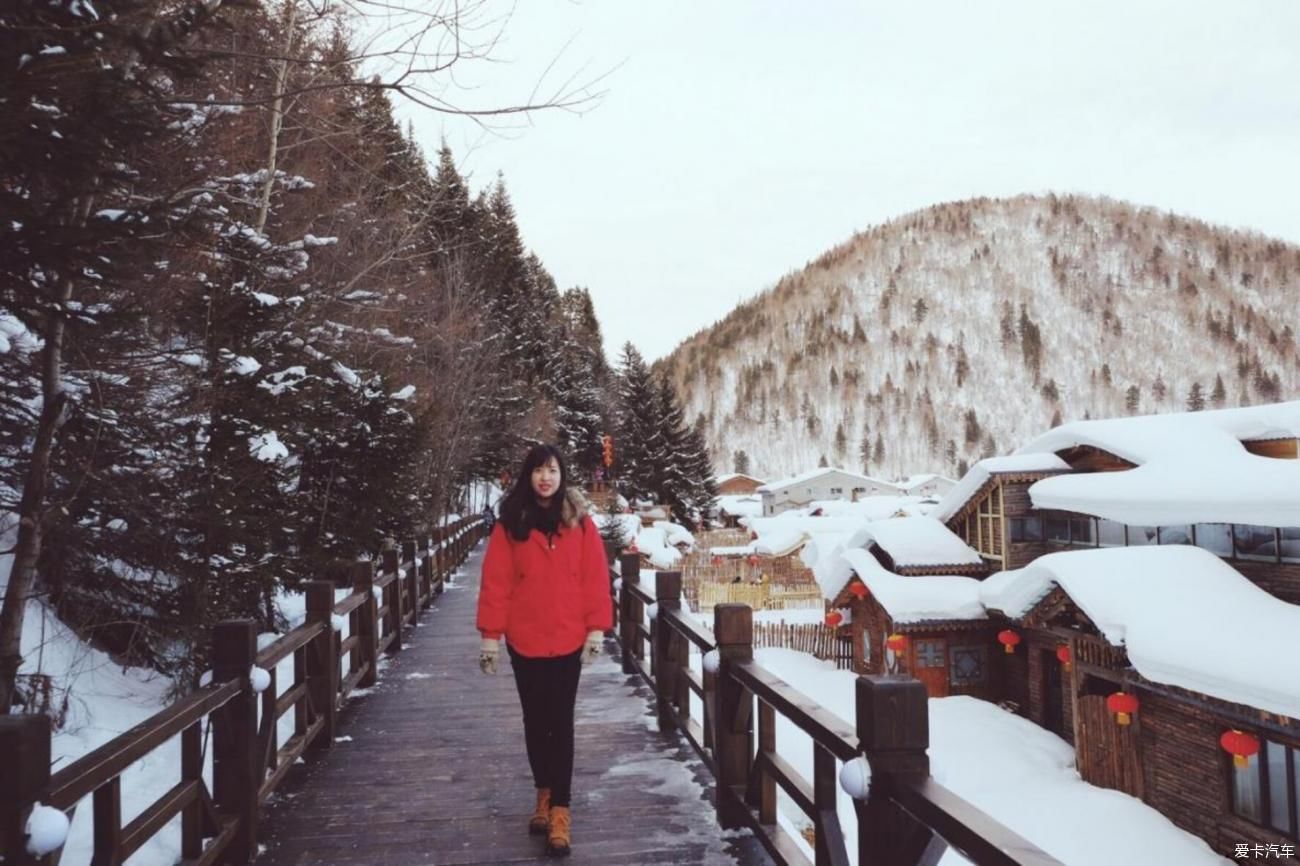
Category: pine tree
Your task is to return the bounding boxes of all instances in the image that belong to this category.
[733,450,751,475]
[1186,382,1206,411]
[1211,374,1227,408]
[872,433,885,469]
[1152,374,1167,403]
[613,344,660,502]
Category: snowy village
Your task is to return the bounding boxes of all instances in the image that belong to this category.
[3,3,1300,866]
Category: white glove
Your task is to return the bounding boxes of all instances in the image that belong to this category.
[582,630,603,666]
[479,637,500,675]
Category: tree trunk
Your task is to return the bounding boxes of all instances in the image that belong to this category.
[254,0,297,234]
[0,202,85,711]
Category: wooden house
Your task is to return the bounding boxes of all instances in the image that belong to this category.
[715,472,765,495]
[896,473,958,499]
[757,467,901,516]
[813,518,997,698]
[981,546,1300,859]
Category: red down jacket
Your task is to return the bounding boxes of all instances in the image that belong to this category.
[476,495,613,658]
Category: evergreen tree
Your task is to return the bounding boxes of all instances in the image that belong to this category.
[613,344,659,502]
[733,450,751,475]
[1211,374,1227,408]
[1186,382,1206,411]
[1125,385,1141,414]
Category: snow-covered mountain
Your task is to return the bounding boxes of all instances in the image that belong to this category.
[657,194,1300,480]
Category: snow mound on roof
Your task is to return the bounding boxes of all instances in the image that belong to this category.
[993,546,1300,718]
[932,454,1070,523]
[840,549,985,623]
[857,516,982,568]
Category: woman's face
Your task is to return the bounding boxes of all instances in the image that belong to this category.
[531,457,562,502]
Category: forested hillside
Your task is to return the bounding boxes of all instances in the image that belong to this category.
[659,195,1300,480]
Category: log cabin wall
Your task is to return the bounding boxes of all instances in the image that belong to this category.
[1001,481,1059,569]
[997,635,1031,715]
[1074,692,1144,800]
[1137,690,1297,860]
[1234,560,1300,605]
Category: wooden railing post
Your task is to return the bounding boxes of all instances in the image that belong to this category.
[351,561,378,689]
[433,529,446,594]
[420,537,434,607]
[713,603,753,831]
[305,582,337,753]
[654,570,682,733]
[0,714,51,865]
[401,540,418,619]
[618,553,640,675]
[211,619,258,864]
[855,675,932,865]
[381,542,402,653]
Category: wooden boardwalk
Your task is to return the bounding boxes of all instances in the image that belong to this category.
[254,540,773,866]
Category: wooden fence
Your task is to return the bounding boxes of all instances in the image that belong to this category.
[752,622,855,670]
[615,553,1062,866]
[697,582,824,613]
[0,517,487,866]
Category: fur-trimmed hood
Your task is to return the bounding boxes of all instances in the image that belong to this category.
[560,487,591,528]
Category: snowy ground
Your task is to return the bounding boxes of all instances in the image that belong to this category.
[745,649,1231,866]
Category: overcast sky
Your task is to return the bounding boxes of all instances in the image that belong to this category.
[393,1,1300,363]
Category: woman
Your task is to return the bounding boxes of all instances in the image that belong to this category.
[476,443,612,858]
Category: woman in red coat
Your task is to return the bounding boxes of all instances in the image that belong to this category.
[476,443,612,858]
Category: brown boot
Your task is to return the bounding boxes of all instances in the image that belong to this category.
[545,806,571,857]
[529,788,551,835]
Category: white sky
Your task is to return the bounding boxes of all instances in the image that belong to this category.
[392,0,1300,362]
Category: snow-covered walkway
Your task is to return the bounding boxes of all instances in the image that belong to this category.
[254,540,770,866]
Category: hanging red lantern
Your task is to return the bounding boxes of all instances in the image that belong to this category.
[997,629,1021,654]
[849,582,869,600]
[711,555,723,566]
[1055,645,1071,670]
[886,633,907,653]
[747,554,760,567]
[1106,692,1139,726]
[825,611,844,628]
[1219,730,1261,769]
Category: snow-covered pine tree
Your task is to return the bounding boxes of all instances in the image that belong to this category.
[613,344,660,502]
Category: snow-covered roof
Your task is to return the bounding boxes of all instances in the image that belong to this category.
[708,545,756,556]
[804,496,923,520]
[1020,401,1300,527]
[856,516,983,568]
[756,466,897,493]
[896,473,956,491]
[717,494,762,517]
[931,454,1072,523]
[752,529,809,557]
[716,472,764,485]
[982,546,1300,718]
[840,549,986,624]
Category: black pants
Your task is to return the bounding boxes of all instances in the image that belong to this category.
[508,645,582,807]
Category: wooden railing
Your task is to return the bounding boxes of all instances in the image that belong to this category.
[614,552,1062,866]
[0,517,487,866]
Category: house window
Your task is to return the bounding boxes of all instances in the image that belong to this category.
[1128,526,1158,546]
[1069,517,1096,546]
[829,487,843,494]
[853,487,866,494]
[1097,519,1125,547]
[1045,518,1070,544]
[1231,737,1300,840]
[973,487,1004,560]
[915,640,945,668]
[949,645,986,686]
[1010,517,1043,542]
[1195,524,1233,557]
[1234,525,1280,562]
[1158,525,1193,545]
[1282,528,1300,564]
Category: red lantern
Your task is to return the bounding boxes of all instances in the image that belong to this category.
[1219,730,1260,769]
[997,629,1021,654]
[825,611,844,628]
[1056,645,1071,670]
[849,582,869,600]
[747,554,760,567]
[886,633,907,653]
[1106,692,1139,726]
[711,555,723,566]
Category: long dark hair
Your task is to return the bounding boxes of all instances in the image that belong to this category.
[498,443,570,542]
